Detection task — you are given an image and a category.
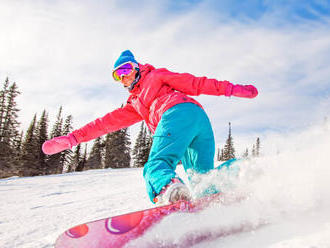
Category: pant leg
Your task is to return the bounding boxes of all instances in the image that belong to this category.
[181,109,217,197]
[143,103,200,202]
[181,106,215,174]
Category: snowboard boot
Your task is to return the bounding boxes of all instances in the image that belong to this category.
[154,178,191,205]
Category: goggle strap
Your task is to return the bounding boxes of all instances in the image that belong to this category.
[113,62,138,72]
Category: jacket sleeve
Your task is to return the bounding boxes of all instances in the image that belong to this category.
[157,68,234,96]
[72,103,142,143]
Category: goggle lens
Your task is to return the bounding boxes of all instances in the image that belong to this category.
[113,63,134,81]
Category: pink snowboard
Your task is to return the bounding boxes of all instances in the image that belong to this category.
[55,193,224,248]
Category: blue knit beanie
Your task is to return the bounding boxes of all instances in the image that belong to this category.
[114,50,138,69]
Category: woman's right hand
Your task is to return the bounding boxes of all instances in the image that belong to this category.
[42,133,78,155]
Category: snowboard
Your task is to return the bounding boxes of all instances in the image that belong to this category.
[55,159,240,248]
[55,192,227,248]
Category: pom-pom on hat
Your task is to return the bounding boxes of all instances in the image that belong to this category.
[114,50,138,69]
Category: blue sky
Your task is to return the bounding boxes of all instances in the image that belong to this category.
[123,0,330,24]
[0,0,329,154]
[167,0,330,21]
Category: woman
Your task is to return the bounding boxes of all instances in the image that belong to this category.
[42,50,258,205]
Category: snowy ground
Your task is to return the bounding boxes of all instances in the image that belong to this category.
[1,124,330,248]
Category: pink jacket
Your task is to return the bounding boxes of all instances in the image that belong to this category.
[73,64,244,143]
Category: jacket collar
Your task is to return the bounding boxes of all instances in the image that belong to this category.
[129,64,155,94]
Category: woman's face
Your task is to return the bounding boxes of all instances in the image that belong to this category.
[121,69,137,88]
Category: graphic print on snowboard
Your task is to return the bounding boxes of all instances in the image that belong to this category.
[55,193,228,248]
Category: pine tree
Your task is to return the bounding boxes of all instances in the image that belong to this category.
[217,148,222,161]
[103,133,113,169]
[0,79,21,176]
[20,115,39,176]
[0,81,7,126]
[0,78,9,145]
[3,82,21,147]
[223,122,235,161]
[6,130,24,176]
[141,126,152,166]
[51,106,63,138]
[133,122,148,168]
[256,137,260,157]
[13,131,23,159]
[47,107,64,174]
[120,127,132,168]
[104,127,131,169]
[242,148,249,158]
[35,110,49,174]
[11,130,24,174]
[82,144,88,168]
[60,115,74,172]
[103,104,132,169]
[72,144,83,171]
[62,115,73,135]
[252,144,256,157]
[109,102,131,168]
[86,137,104,169]
[75,144,87,172]
[217,148,225,161]
[220,148,224,161]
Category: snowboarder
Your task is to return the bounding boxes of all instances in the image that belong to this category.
[42,50,258,205]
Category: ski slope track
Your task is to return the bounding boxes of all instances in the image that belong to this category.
[1,123,330,248]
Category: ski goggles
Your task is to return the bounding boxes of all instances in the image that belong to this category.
[112,62,138,81]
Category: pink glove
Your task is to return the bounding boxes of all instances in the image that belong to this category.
[226,84,258,98]
[42,133,78,155]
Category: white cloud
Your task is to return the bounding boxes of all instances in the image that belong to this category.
[0,0,329,154]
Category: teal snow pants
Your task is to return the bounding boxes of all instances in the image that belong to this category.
[143,103,215,203]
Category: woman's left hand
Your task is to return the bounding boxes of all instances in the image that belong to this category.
[231,84,258,98]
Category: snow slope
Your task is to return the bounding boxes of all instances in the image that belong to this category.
[1,124,330,248]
